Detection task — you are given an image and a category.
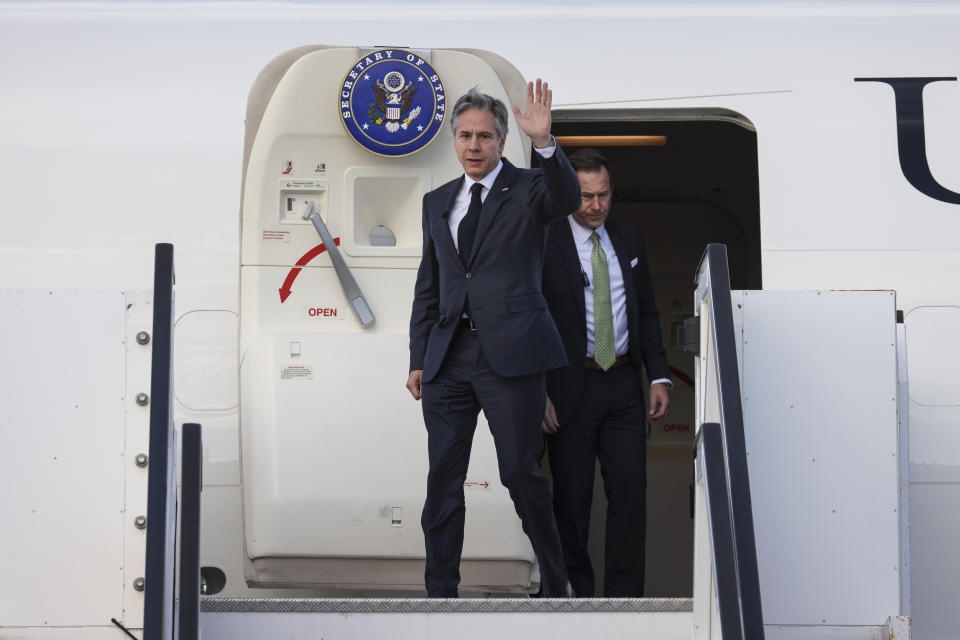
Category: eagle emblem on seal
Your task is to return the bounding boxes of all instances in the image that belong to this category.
[368,71,421,132]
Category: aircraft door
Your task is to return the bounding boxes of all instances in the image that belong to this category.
[237,46,541,593]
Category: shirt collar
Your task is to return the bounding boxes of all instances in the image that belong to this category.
[567,215,607,245]
[464,159,504,193]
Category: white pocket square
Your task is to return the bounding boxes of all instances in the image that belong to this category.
[630,257,639,268]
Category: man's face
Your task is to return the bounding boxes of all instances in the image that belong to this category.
[453,108,506,181]
[571,167,612,230]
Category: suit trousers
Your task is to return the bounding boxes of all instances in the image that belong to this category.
[547,365,647,597]
[420,325,568,597]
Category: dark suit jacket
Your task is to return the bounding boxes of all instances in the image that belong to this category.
[410,150,581,383]
[542,217,670,423]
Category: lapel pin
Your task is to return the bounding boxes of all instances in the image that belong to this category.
[501,187,509,191]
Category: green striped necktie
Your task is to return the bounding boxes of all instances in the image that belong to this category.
[590,231,616,371]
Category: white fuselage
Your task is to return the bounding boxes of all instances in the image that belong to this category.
[1,3,959,639]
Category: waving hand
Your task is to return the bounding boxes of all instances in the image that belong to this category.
[511,78,553,149]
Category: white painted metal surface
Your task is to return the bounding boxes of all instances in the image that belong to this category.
[896,321,912,619]
[122,292,154,627]
[0,291,126,626]
[691,442,723,640]
[738,291,904,626]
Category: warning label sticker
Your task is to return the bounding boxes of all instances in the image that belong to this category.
[262,229,292,243]
[282,179,326,190]
[281,365,313,380]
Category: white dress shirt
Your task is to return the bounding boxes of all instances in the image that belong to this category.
[567,215,671,389]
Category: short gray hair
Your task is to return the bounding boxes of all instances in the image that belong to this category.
[450,88,509,140]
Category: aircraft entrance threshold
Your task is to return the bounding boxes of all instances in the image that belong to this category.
[198,597,693,639]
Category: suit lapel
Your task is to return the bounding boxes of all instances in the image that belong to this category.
[466,158,518,267]
[555,218,587,322]
[607,222,638,323]
[437,177,463,261]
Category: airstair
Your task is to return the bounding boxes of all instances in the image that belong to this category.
[139,241,911,640]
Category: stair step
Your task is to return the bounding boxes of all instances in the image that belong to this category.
[201,596,693,614]
[199,597,694,640]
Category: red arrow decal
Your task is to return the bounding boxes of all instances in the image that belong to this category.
[278,268,300,303]
[278,238,340,303]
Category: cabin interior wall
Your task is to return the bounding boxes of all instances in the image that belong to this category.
[545,115,760,596]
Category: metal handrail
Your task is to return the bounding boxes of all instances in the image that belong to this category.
[144,243,176,640]
[698,423,745,637]
[178,423,203,640]
[694,244,764,639]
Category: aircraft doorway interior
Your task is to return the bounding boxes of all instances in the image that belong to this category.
[544,109,761,597]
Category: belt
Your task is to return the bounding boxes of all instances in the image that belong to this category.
[585,354,631,370]
[459,316,478,332]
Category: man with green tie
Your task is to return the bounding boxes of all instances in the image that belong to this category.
[541,148,671,597]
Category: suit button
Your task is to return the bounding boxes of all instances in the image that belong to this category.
[465,272,472,279]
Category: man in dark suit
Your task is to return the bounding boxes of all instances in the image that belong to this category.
[406,80,580,598]
[541,148,671,598]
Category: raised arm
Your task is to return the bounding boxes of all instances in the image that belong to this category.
[514,79,580,223]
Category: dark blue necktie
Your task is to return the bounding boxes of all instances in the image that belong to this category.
[458,182,483,263]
